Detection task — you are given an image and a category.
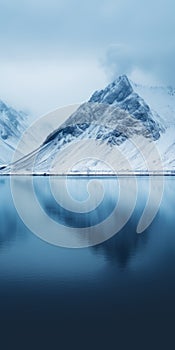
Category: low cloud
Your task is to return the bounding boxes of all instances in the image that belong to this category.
[0,0,174,112]
[103,43,175,87]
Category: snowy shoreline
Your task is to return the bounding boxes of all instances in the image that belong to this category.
[1,172,175,176]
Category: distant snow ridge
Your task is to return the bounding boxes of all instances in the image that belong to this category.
[0,100,28,164]
[129,81,175,128]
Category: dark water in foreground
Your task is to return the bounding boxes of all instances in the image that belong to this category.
[0,176,175,346]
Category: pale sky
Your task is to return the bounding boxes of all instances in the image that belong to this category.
[0,0,174,116]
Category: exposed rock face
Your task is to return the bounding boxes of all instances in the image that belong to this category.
[89,75,161,140]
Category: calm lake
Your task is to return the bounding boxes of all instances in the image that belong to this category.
[0,176,175,344]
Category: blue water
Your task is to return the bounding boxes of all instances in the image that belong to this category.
[0,176,175,345]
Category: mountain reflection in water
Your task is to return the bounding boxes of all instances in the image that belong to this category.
[0,176,175,346]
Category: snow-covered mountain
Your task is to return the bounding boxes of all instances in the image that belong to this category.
[0,100,29,164]
[131,81,175,126]
[2,75,175,174]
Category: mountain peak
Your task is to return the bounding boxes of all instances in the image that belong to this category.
[88,74,161,140]
[89,74,133,105]
[114,74,131,84]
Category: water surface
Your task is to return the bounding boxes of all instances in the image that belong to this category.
[0,176,175,344]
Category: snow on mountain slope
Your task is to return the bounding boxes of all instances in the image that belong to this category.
[0,100,28,145]
[89,75,162,139]
[131,81,175,127]
[42,75,162,150]
[3,74,173,174]
[0,139,15,165]
[0,99,29,164]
